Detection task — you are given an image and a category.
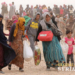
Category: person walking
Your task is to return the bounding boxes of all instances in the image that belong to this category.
[9,17,25,72]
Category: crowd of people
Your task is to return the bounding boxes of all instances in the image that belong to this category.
[1,2,75,18]
[1,2,75,37]
[0,1,75,74]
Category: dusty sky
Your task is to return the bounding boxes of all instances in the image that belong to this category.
[0,0,75,12]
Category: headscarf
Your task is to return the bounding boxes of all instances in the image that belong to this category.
[9,4,12,6]
[43,12,51,24]
[40,12,62,35]
[12,15,18,22]
[33,12,41,22]
[43,12,61,31]
[13,17,25,37]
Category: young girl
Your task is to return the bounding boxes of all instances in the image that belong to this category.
[65,29,75,67]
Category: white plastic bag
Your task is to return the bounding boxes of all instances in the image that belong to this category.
[60,38,68,60]
[60,39,68,53]
[23,40,33,61]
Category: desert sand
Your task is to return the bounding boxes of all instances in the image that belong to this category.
[1,20,75,75]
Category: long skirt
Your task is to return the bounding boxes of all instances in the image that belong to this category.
[42,35,65,67]
[10,41,24,69]
[0,44,4,69]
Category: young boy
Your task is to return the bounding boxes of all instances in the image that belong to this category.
[25,12,41,52]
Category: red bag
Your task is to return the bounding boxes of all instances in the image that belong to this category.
[38,31,53,41]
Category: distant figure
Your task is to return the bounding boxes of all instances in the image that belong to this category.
[1,4,5,16]
[25,5,30,13]
[19,5,23,17]
[48,6,52,12]
[33,7,37,17]
[9,2,15,19]
[36,5,39,12]
[66,15,75,30]
[69,5,74,16]
[30,5,33,18]
[63,5,68,16]
[38,5,42,15]
[60,6,64,16]
[22,10,26,17]
[53,5,59,16]
[1,3,8,16]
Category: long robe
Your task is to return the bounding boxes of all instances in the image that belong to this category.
[36,23,65,67]
[9,5,15,19]
[0,25,16,69]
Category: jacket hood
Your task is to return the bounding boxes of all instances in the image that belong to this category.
[33,12,41,22]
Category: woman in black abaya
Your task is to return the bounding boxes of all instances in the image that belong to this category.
[0,14,16,74]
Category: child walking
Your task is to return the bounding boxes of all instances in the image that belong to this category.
[65,29,75,67]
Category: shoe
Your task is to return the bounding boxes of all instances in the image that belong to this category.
[46,67,50,71]
[53,67,58,71]
[0,71,5,74]
[19,68,24,72]
[8,64,11,70]
[46,68,50,71]
[55,67,58,71]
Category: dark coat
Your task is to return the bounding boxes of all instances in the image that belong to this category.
[0,25,16,68]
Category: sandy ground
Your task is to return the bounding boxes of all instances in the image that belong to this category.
[1,20,75,75]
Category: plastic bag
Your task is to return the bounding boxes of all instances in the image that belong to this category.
[60,39,68,60]
[34,45,41,65]
[23,40,33,61]
[60,39,68,53]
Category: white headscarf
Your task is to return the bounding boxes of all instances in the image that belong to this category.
[43,12,53,24]
[40,12,62,35]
